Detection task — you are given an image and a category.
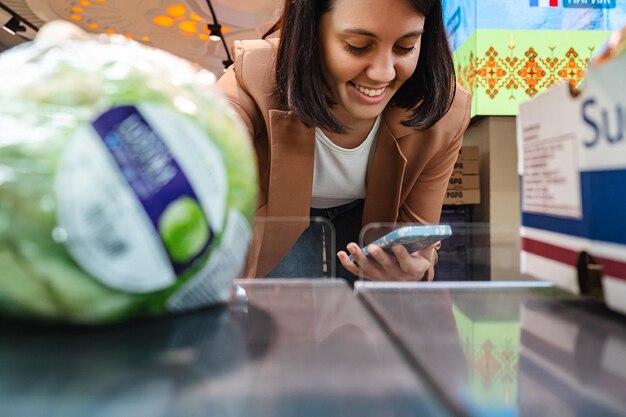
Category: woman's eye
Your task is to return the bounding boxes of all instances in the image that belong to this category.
[344,43,370,55]
[395,45,417,55]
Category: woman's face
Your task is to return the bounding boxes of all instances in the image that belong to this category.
[319,0,424,127]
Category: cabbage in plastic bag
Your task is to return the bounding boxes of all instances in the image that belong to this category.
[0,22,258,324]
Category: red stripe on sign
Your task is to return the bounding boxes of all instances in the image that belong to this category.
[521,237,578,265]
[550,0,558,6]
[522,238,626,281]
[594,256,626,281]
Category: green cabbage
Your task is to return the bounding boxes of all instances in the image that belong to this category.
[0,22,257,324]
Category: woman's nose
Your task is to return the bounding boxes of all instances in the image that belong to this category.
[365,51,396,83]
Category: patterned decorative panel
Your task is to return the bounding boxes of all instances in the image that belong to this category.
[454,29,611,116]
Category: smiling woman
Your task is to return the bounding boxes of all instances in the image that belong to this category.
[317,0,425,138]
[216,0,472,282]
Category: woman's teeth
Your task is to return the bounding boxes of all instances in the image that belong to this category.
[353,83,385,97]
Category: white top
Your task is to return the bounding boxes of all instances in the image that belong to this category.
[311,115,381,209]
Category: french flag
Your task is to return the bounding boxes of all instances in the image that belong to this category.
[530,0,558,6]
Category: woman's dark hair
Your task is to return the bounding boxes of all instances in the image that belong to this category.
[263,0,456,133]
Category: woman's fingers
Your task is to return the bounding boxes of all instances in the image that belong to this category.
[337,250,360,275]
[337,243,369,276]
[337,243,384,279]
[337,243,432,281]
[392,245,419,274]
[347,243,385,278]
[392,245,430,279]
[367,245,403,275]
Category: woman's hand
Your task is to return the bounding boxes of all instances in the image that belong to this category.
[337,243,432,281]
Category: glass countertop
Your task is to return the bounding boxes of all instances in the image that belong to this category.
[1,280,451,417]
[355,281,626,417]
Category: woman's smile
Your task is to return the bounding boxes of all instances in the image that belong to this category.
[350,81,387,97]
[348,81,388,105]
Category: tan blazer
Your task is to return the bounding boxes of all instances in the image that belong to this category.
[216,38,472,279]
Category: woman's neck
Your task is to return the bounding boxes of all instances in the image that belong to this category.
[320,116,378,149]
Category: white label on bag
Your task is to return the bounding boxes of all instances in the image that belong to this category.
[166,209,251,312]
[55,104,227,293]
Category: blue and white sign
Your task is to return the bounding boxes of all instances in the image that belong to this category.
[443,0,626,50]
[563,0,616,9]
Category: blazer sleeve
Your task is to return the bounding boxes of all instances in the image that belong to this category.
[399,88,471,225]
[398,87,472,280]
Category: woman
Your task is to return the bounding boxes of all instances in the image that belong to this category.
[216,0,471,282]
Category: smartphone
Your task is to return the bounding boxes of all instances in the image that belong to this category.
[348,225,452,262]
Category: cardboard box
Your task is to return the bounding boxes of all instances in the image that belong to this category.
[448,173,480,190]
[453,159,479,175]
[443,189,480,205]
[458,146,479,160]
[516,50,626,315]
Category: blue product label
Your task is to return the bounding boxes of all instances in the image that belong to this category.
[92,106,213,274]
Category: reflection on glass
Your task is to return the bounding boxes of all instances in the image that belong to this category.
[354,284,470,415]
[519,299,626,417]
[355,283,570,417]
[257,216,337,279]
[235,280,455,417]
[452,299,520,415]
[0,302,271,417]
[258,214,535,283]
[358,222,506,282]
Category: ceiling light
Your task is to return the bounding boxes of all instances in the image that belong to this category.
[207,23,221,42]
[3,16,26,35]
[205,0,233,70]
[1,7,26,35]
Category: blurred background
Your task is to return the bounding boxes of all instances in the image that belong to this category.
[2,0,625,283]
[0,0,282,77]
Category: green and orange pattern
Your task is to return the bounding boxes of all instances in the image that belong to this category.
[453,30,610,116]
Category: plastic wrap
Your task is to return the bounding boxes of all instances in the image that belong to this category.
[0,22,257,324]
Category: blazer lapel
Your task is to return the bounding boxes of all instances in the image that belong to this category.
[362,119,407,229]
[266,109,315,217]
[255,109,315,276]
